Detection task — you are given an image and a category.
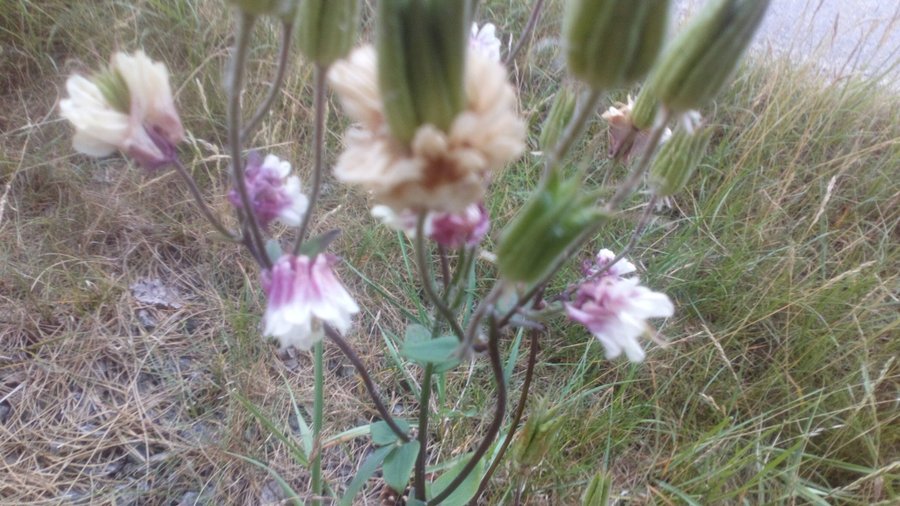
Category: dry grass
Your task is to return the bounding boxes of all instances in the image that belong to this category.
[2,1,899,504]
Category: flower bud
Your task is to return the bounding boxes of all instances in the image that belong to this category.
[581,471,612,506]
[648,126,711,196]
[377,0,470,142]
[297,0,360,67]
[513,401,563,468]
[648,0,770,112]
[539,85,577,153]
[564,0,670,90]
[498,171,607,283]
[631,83,659,131]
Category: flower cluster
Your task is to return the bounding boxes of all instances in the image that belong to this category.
[566,249,673,362]
[60,50,184,170]
[228,152,308,230]
[261,254,360,351]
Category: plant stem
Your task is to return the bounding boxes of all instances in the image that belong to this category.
[413,363,434,501]
[428,316,507,505]
[228,13,270,269]
[438,244,451,292]
[294,64,328,254]
[310,340,325,505]
[471,327,540,504]
[543,89,604,179]
[605,110,673,212]
[240,21,295,144]
[171,159,238,241]
[415,214,466,342]
[324,326,410,442]
[503,0,546,67]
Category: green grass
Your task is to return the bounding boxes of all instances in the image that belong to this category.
[1,0,898,504]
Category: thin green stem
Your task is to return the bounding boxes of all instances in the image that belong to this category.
[415,214,466,342]
[413,363,434,501]
[171,159,238,241]
[240,21,295,144]
[428,316,506,505]
[324,326,410,442]
[471,327,540,504]
[503,0,546,67]
[294,64,329,255]
[228,13,270,269]
[310,340,325,505]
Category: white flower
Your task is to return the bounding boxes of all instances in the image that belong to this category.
[584,248,637,279]
[329,45,525,213]
[59,50,184,169]
[470,22,502,62]
[261,254,360,351]
[229,152,308,229]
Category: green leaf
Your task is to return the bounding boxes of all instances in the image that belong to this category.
[427,454,484,506]
[370,419,410,446]
[405,323,431,344]
[383,440,420,492]
[298,229,341,258]
[339,445,394,506]
[401,334,460,372]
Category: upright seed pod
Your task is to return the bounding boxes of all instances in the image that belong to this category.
[564,0,670,90]
[297,0,360,67]
[539,86,578,153]
[647,0,770,112]
[649,126,712,196]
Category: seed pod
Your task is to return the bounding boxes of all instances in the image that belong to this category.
[513,401,563,468]
[377,0,470,143]
[539,86,577,152]
[631,82,659,130]
[564,0,670,90]
[581,471,612,506]
[648,0,770,112]
[297,0,360,67]
[649,126,712,196]
[498,171,607,283]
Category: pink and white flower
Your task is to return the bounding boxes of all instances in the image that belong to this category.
[566,249,673,362]
[60,50,184,170]
[229,152,308,229]
[261,254,360,351]
[582,248,637,279]
[372,203,490,248]
[470,22,502,62]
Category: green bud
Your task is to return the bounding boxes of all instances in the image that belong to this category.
[297,0,360,66]
[648,0,770,112]
[649,126,712,196]
[631,82,659,130]
[377,0,470,143]
[93,68,130,114]
[581,470,612,506]
[513,400,564,468]
[539,86,577,152]
[564,0,670,90]
[498,171,607,283]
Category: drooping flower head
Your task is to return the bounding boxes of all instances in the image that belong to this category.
[328,38,525,213]
[60,50,184,170]
[228,152,308,229]
[261,254,360,351]
[566,249,673,362]
[601,95,672,163]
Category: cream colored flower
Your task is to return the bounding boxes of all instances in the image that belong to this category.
[328,45,525,213]
[601,95,671,164]
[60,50,183,169]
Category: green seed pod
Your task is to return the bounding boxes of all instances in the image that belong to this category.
[539,86,577,152]
[581,471,612,506]
[631,82,659,130]
[513,401,563,468]
[649,126,712,196]
[297,0,360,66]
[498,171,607,283]
[564,0,670,90]
[648,0,770,112]
[377,0,470,143]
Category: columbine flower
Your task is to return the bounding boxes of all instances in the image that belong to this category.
[582,248,637,279]
[470,22,502,62]
[372,203,489,248]
[261,254,360,351]
[59,50,184,170]
[601,95,671,163]
[566,249,673,362]
[228,152,308,229]
[328,45,525,213]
